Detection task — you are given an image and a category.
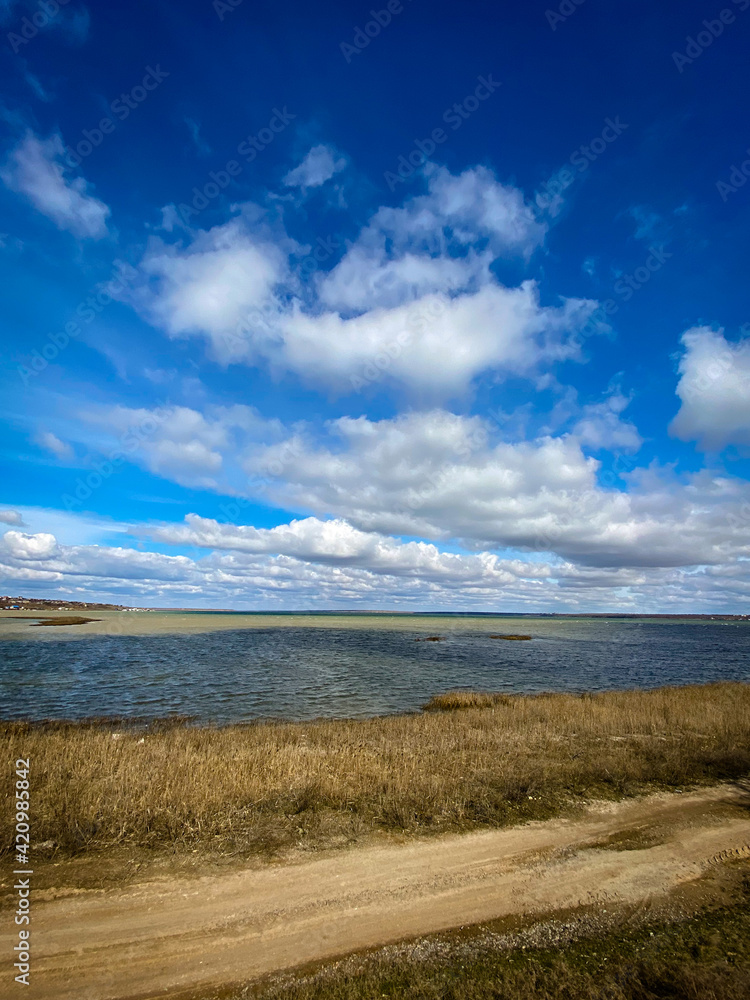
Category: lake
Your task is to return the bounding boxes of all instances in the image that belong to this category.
[1,612,748,723]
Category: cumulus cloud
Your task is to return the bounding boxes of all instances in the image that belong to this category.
[151,513,530,584]
[243,410,750,569]
[1,530,59,560]
[0,531,191,587]
[63,396,750,577]
[1,131,110,239]
[281,282,597,397]
[319,164,545,313]
[129,231,596,396]
[124,165,591,397]
[572,393,642,452]
[283,144,346,189]
[128,216,293,364]
[670,327,750,449]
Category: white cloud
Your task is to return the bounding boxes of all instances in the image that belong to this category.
[128,216,293,365]
[243,410,750,569]
[157,204,182,233]
[0,510,24,526]
[2,513,750,612]
[283,144,346,189]
[319,164,545,313]
[1,131,110,239]
[128,222,595,396]
[36,430,74,461]
[77,405,283,489]
[670,327,750,449]
[281,282,597,396]
[0,506,130,546]
[53,389,750,580]
[408,164,545,255]
[125,165,586,397]
[1,530,59,560]
[572,393,642,452]
[79,403,277,490]
[60,397,750,576]
[319,247,486,314]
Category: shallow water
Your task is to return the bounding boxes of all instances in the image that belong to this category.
[1,612,748,723]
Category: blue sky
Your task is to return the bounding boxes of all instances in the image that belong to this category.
[1,0,749,610]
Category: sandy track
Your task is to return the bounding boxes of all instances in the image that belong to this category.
[10,784,750,1000]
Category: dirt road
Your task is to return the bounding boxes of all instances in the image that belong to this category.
[10,784,750,1000]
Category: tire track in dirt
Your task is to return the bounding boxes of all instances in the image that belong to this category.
[7,783,750,1000]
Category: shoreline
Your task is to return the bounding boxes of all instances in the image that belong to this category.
[3,682,748,888]
[3,683,749,997]
[2,605,750,618]
[3,677,749,729]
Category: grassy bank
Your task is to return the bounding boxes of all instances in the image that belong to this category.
[244,867,750,1000]
[3,682,750,862]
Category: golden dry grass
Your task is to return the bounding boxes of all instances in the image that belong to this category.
[423,690,516,710]
[3,682,750,862]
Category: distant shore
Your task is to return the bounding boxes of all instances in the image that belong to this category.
[1,598,748,618]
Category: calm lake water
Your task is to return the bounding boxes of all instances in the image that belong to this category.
[1,613,748,723]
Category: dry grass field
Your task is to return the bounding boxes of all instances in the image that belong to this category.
[3,682,750,863]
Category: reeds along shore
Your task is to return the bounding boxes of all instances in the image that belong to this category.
[3,682,750,861]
